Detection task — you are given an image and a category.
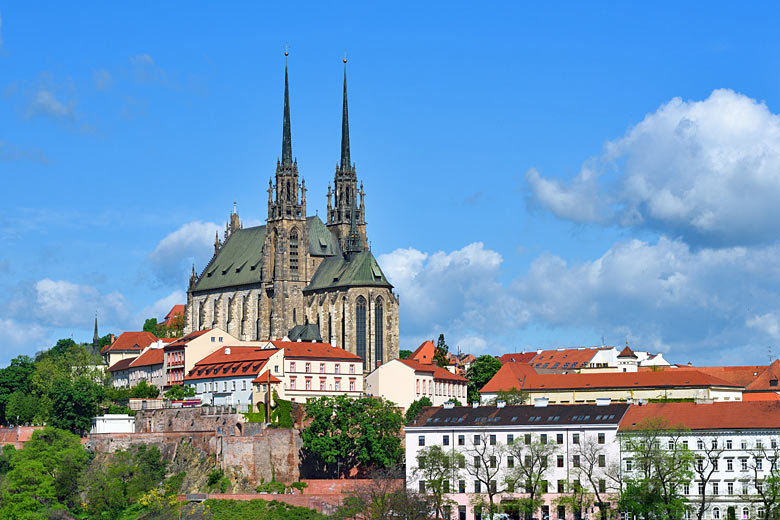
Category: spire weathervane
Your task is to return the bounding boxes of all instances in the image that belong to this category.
[281,48,292,167]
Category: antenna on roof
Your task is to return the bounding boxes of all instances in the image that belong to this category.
[601,336,605,348]
[769,345,774,365]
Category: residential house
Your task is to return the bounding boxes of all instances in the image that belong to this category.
[127,344,166,392]
[101,331,158,367]
[500,345,670,374]
[365,358,468,410]
[163,328,242,389]
[108,357,136,388]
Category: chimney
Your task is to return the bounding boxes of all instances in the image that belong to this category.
[225,347,231,355]
[534,397,549,407]
[443,401,455,409]
[110,334,115,344]
[496,400,506,408]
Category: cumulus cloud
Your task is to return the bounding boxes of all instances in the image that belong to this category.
[528,89,780,246]
[32,278,129,328]
[149,221,221,287]
[27,88,75,120]
[138,290,186,323]
[0,318,50,359]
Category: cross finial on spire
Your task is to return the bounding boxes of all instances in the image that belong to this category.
[340,58,351,172]
[281,52,293,167]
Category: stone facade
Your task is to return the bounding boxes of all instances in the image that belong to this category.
[184,63,399,371]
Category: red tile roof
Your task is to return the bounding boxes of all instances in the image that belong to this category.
[163,329,212,351]
[742,392,780,402]
[252,370,282,384]
[129,348,164,368]
[398,359,468,382]
[162,305,185,325]
[101,331,158,354]
[746,360,780,392]
[271,341,363,361]
[480,364,741,394]
[619,401,780,431]
[499,352,536,364]
[108,357,138,372]
[185,346,279,381]
[528,347,612,370]
[410,340,436,364]
[618,346,637,358]
[639,364,771,388]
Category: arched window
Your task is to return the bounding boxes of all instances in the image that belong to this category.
[355,296,367,364]
[195,302,201,330]
[212,299,218,327]
[375,297,384,367]
[227,296,234,324]
[713,508,720,520]
[758,508,765,519]
[286,180,291,201]
[293,308,297,325]
[289,229,299,274]
[341,298,346,349]
[743,507,750,519]
[328,312,332,343]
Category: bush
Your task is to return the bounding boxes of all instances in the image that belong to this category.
[270,392,293,428]
[405,396,432,424]
[203,499,329,520]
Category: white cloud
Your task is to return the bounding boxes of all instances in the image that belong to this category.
[33,278,129,328]
[529,89,780,246]
[0,318,49,360]
[747,312,780,339]
[93,69,112,90]
[149,220,221,287]
[138,290,186,323]
[27,88,75,120]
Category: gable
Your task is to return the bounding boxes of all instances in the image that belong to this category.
[193,226,266,292]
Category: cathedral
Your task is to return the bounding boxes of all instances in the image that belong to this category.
[183,61,400,370]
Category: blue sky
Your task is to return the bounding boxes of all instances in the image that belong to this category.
[3,2,780,365]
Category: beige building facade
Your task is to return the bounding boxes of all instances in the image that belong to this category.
[365,358,468,411]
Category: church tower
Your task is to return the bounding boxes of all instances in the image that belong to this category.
[327,63,367,249]
[260,56,309,340]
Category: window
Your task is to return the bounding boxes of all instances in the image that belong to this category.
[289,229,298,273]
[335,380,340,391]
[773,439,778,449]
[573,433,580,444]
[698,440,705,450]
[458,480,465,493]
[305,379,311,390]
[573,455,580,468]
[242,380,246,391]
[508,456,514,468]
[319,380,325,391]
[626,459,633,471]
[290,362,296,372]
[758,440,764,449]
[375,298,384,366]
[558,480,566,493]
[698,459,704,471]
[727,439,733,449]
[349,380,355,391]
[712,439,718,449]
[334,364,340,374]
[474,481,481,493]
[274,365,279,373]
[355,296,367,364]
[683,440,689,449]
[443,435,449,446]
[507,434,514,445]
[742,440,748,449]
[474,435,481,445]
[757,458,763,471]
[489,456,496,468]
[541,434,547,444]
[714,508,720,520]
[305,363,311,373]
[557,434,564,444]
[669,440,675,450]
[320,363,325,373]
[211,337,215,342]
[419,480,425,493]
[743,508,750,519]
[713,459,719,471]
[599,479,606,493]
[727,459,734,471]
[599,454,606,467]
[350,364,355,374]
[490,480,497,493]
[698,482,705,495]
[458,435,465,446]
[557,455,564,468]
[743,482,749,495]
[728,482,734,495]
[418,436,425,447]
[598,433,605,444]
[290,379,296,390]
[525,434,532,445]
[490,435,496,446]
[759,508,766,519]
[713,482,719,495]
[219,337,223,342]
[223,381,227,392]
[684,483,690,495]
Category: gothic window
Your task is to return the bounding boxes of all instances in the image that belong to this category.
[286,180,291,201]
[289,229,299,274]
[356,296,367,364]
[293,308,297,325]
[271,231,278,279]
[227,296,233,324]
[212,299,218,328]
[375,297,384,367]
[341,298,346,349]
[328,312,332,343]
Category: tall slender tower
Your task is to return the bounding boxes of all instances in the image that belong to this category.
[327,60,367,249]
[92,313,99,352]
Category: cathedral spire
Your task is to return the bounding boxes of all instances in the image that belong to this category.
[345,199,362,254]
[92,313,99,350]
[340,60,351,172]
[281,56,293,167]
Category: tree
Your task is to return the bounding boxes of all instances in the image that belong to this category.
[465,355,502,404]
[165,384,195,400]
[505,433,558,520]
[434,334,449,367]
[485,387,529,406]
[143,318,158,333]
[302,395,404,477]
[0,355,35,424]
[130,380,160,399]
[50,375,105,435]
[743,439,780,520]
[5,390,38,425]
[414,445,464,518]
[406,396,432,424]
[464,432,507,516]
[571,437,615,520]
[554,480,595,520]
[619,418,694,520]
[693,434,725,520]
[399,350,412,360]
[334,466,434,520]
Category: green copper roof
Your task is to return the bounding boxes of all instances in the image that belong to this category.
[307,216,340,257]
[288,323,323,342]
[304,250,393,292]
[193,225,266,292]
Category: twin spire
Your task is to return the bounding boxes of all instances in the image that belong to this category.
[280,57,351,172]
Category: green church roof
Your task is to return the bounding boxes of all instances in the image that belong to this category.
[307,216,340,257]
[193,225,266,292]
[304,250,393,292]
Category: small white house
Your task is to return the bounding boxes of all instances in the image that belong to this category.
[91,414,135,434]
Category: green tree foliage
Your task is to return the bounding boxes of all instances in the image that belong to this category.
[405,396,432,424]
[485,387,529,406]
[204,499,330,520]
[164,384,196,400]
[619,418,694,520]
[5,390,39,425]
[433,334,449,367]
[143,318,159,333]
[81,444,168,518]
[465,355,502,404]
[0,355,35,424]
[302,395,404,476]
[0,427,90,516]
[414,445,464,518]
[50,375,105,435]
[130,379,160,399]
[399,350,412,360]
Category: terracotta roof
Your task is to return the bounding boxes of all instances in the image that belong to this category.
[410,340,436,364]
[480,364,742,394]
[108,357,137,372]
[129,348,164,368]
[618,346,637,358]
[163,305,185,321]
[398,359,468,382]
[742,392,780,402]
[163,329,212,351]
[639,364,770,388]
[101,331,158,354]
[529,347,612,370]
[499,352,536,364]
[271,341,363,361]
[746,360,780,392]
[185,347,278,381]
[619,401,780,431]
[408,403,630,428]
[252,370,282,384]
